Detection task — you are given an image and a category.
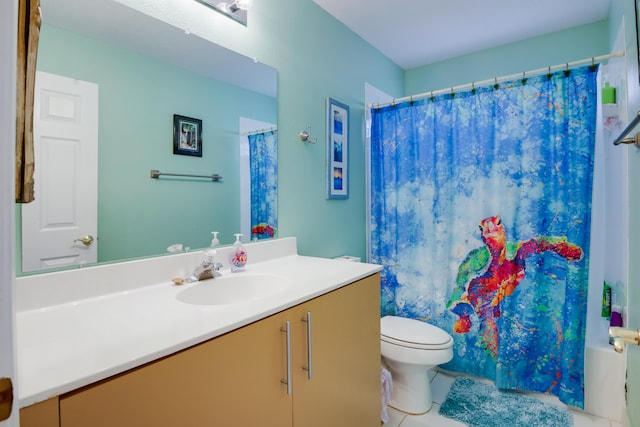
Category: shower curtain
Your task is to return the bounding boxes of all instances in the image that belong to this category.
[248,131,278,240]
[370,65,598,408]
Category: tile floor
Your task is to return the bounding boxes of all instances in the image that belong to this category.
[382,371,624,427]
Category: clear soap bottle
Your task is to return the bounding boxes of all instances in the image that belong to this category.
[230,233,247,272]
[210,231,220,248]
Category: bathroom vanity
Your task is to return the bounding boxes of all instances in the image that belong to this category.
[16,238,382,427]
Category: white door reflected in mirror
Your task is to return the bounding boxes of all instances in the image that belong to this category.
[21,71,98,272]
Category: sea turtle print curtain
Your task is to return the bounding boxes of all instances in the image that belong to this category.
[248,130,278,240]
[370,65,598,408]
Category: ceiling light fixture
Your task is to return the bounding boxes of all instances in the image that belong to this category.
[197,0,253,25]
[223,0,253,13]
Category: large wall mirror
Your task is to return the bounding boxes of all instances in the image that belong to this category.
[19,0,278,274]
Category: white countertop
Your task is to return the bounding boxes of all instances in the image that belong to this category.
[16,238,382,407]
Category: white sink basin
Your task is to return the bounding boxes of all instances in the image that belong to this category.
[176,273,293,305]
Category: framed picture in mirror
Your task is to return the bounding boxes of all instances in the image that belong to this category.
[326,98,349,199]
[173,114,203,157]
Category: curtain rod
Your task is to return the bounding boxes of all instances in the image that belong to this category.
[241,126,277,136]
[368,51,625,109]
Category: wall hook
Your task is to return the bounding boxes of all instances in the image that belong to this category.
[299,125,317,144]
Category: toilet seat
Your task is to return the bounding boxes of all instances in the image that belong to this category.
[381,316,453,350]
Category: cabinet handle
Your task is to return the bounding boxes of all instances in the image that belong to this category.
[280,321,292,395]
[301,311,313,379]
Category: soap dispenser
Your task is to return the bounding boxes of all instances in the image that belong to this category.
[210,231,220,248]
[230,233,247,272]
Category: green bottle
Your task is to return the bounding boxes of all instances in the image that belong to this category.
[602,82,616,105]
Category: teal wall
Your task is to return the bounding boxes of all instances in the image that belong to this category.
[30,1,616,268]
[203,0,405,260]
[231,0,608,261]
[34,24,277,263]
[405,20,609,96]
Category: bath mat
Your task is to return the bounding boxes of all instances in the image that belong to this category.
[439,377,573,427]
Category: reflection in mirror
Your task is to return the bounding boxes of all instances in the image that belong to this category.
[19,0,277,274]
[239,118,278,241]
[196,0,252,26]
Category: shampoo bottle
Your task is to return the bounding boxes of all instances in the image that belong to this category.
[602,81,616,105]
[610,305,623,328]
[230,233,247,272]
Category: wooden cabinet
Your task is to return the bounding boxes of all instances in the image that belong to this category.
[291,274,380,427]
[21,274,380,427]
[59,309,293,427]
[20,397,59,427]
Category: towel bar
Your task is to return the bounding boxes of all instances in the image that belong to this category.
[150,169,222,181]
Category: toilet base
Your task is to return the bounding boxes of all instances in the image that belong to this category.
[387,365,434,415]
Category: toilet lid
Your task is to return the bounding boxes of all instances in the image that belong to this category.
[381,316,453,349]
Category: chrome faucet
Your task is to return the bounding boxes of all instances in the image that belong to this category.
[185,250,223,283]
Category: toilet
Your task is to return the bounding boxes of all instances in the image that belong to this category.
[380,315,454,414]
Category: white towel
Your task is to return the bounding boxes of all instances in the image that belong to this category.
[381,367,393,423]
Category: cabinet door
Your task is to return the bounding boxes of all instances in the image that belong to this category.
[292,274,380,427]
[60,311,293,427]
[20,397,59,427]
